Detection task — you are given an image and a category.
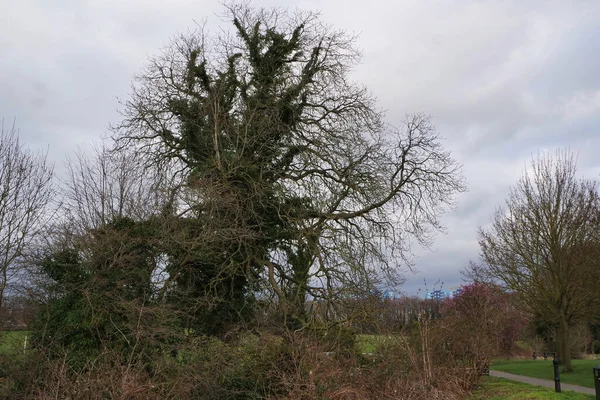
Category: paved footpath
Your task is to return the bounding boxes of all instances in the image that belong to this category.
[489,370,595,395]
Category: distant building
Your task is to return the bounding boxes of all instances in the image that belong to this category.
[424,286,464,301]
[425,289,447,301]
[449,287,463,298]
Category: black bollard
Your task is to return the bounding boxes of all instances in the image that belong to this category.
[593,366,600,400]
[553,355,561,393]
[483,361,490,376]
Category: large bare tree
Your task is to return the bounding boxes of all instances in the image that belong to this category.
[114,4,466,330]
[0,123,53,322]
[478,150,600,371]
[62,144,176,234]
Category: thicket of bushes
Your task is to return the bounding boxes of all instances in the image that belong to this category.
[0,327,478,399]
[0,282,523,399]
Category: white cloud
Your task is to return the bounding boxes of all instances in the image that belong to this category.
[1,0,599,295]
[563,91,600,120]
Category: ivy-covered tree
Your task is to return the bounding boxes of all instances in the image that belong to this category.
[115,4,465,330]
[33,217,168,369]
[33,146,187,369]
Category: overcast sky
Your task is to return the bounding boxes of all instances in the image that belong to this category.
[2,0,599,296]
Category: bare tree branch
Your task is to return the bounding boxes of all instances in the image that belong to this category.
[0,121,53,322]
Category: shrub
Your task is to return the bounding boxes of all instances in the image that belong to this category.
[4,323,492,400]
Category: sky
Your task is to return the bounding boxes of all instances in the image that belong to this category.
[2,0,599,296]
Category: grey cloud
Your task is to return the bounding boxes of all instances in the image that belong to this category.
[2,0,599,296]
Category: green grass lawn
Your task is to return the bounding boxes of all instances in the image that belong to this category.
[355,334,399,353]
[491,359,600,389]
[470,376,595,400]
[0,331,29,355]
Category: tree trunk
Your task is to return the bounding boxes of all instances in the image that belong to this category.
[0,271,5,329]
[556,314,573,372]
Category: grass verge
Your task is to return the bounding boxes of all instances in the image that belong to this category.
[355,334,401,353]
[0,331,29,355]
[491,359,600,388]
[470,376,594,400]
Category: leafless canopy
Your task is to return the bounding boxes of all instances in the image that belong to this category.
[62,144,176,234]
[0,122,53,318]
[478,150,600,370]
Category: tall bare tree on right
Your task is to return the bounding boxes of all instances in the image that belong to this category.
[478,150,600,371]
